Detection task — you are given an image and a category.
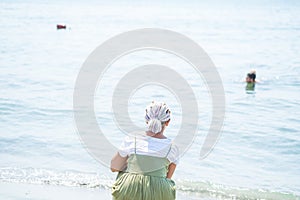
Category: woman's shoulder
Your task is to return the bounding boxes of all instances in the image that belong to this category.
[164,142,180,164]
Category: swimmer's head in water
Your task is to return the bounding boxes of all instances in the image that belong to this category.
[246,72,256,82]
[246,73,253,82]
[250,73,256,81]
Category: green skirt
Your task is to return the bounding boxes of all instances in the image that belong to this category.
[112,172,176,200]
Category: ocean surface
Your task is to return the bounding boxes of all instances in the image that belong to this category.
[1,0,300,199]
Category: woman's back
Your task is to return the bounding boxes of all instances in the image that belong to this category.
[112,135,178,200]
[111,101,179,200]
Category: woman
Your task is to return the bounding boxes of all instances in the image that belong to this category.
[111,101,179,200]
[245,70,257,91]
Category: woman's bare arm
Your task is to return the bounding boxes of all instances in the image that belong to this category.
[110,152,128,172]
[166,163,176,179]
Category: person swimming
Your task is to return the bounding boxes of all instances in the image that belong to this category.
[245,70,256,91]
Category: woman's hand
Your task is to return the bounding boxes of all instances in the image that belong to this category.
[166,163,176,179]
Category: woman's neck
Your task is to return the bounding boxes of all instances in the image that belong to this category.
[146,131,167,139]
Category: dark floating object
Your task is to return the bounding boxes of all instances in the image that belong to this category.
[57,24,66,29]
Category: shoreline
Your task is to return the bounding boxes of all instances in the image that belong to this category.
[0,181,204,200]
[0,181,111,200]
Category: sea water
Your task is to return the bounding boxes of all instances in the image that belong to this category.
[1,0,300,199]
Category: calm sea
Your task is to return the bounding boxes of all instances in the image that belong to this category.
[1,0,300,199]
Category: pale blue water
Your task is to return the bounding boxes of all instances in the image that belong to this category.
[1,0,300,199]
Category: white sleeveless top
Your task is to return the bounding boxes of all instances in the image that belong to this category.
[118,135,180,165]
